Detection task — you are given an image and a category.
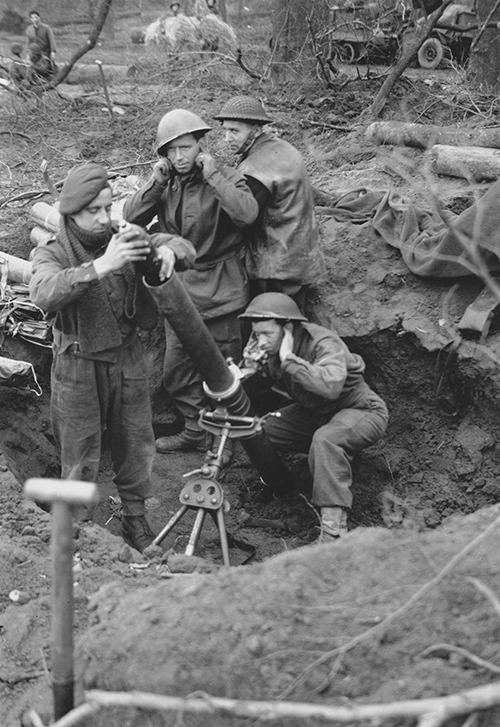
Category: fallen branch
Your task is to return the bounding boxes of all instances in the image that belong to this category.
[45,682,500,727]
[0,190,50,208]
[470,0,500,53]
[364,0,456,120]
[0,130,32,140]
[421,643,500,675]
[299,119,352,133]
[235,49,263,80]
[468,577,500,619]
[48,0,113,87]
[366,121,500,150]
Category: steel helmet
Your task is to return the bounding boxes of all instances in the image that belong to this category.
[156,110,212,154]
[213,96,273,124]
[239,293,307,322]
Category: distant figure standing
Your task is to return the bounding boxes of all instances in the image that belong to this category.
[169,2,182,15]
[25,9,56,68]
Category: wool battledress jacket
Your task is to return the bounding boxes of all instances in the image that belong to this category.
[264,322,373,415]
[237,130,324,286]
[123,165,259,319]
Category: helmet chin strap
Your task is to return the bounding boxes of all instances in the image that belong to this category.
[237,125,264,156]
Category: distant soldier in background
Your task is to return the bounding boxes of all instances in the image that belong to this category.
[169,2,183,16]
[27,43,54,83]
[8,43,29,88]
[25,9,57,70]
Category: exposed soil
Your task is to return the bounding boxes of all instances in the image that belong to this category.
[1,3,500,726]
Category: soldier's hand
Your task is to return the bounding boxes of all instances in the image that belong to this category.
[279,324,294,363]
[195,151,217,178]
[93,225,151,278]
[156,245,176,281]
[152,158,173,184]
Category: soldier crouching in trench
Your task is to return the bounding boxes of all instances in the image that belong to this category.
[239,292,389,541]
[29,163,195,552]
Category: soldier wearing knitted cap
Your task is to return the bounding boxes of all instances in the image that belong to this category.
[123,109,259,459]
[214,95,323,307]
[29,163,196,552]
[239,293,389,541]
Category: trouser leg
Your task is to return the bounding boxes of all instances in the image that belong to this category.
[261,404,320,495]
[309,397,389,509]
[261,397,388,508]
[162,313,242,433]
[105,340,156,516]
[50,352,102,484]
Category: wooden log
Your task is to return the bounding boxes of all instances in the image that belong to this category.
[430,144,500,181]
[0,251,32,283]
[30,227,55,248]
[30,201,61,233]
[366,121,500,150]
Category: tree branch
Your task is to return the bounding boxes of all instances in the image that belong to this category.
[363,0,456,120]
[48,0,113,87]
[46,682,500,727]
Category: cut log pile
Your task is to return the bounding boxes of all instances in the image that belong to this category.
[366,121,500,182]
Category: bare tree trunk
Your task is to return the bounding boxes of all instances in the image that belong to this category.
[271,0,328,75]
[48,0,113,88]
[218,0,227,22]
[362,0,456,120]
[468,0,500,91]
[235,0,244,22]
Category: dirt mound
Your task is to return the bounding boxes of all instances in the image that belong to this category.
[78,506,500,726]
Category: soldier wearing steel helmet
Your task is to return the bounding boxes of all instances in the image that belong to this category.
[123,109,259,455]
[240,293,389,540]
[214,96,324,308]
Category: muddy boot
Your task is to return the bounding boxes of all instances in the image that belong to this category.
[155,428,209,453]
[318,506,348,542]
[122,514,155,553]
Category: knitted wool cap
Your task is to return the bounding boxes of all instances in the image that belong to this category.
[58,163,110,215]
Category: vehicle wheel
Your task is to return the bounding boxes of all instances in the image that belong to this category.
[417,37,444,69]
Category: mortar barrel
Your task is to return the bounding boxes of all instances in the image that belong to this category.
[146,273,235,394]
[146,275,294,494]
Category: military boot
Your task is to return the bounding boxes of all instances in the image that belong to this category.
[122,514,155,553]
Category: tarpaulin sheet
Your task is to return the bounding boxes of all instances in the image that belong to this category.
[320,179,500,278]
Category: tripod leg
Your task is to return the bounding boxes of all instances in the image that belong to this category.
[185,508,206,556]
[216,507,231,567]
[152,505,189,547]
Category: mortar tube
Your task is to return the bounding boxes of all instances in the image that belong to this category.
[145,274,294,494]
